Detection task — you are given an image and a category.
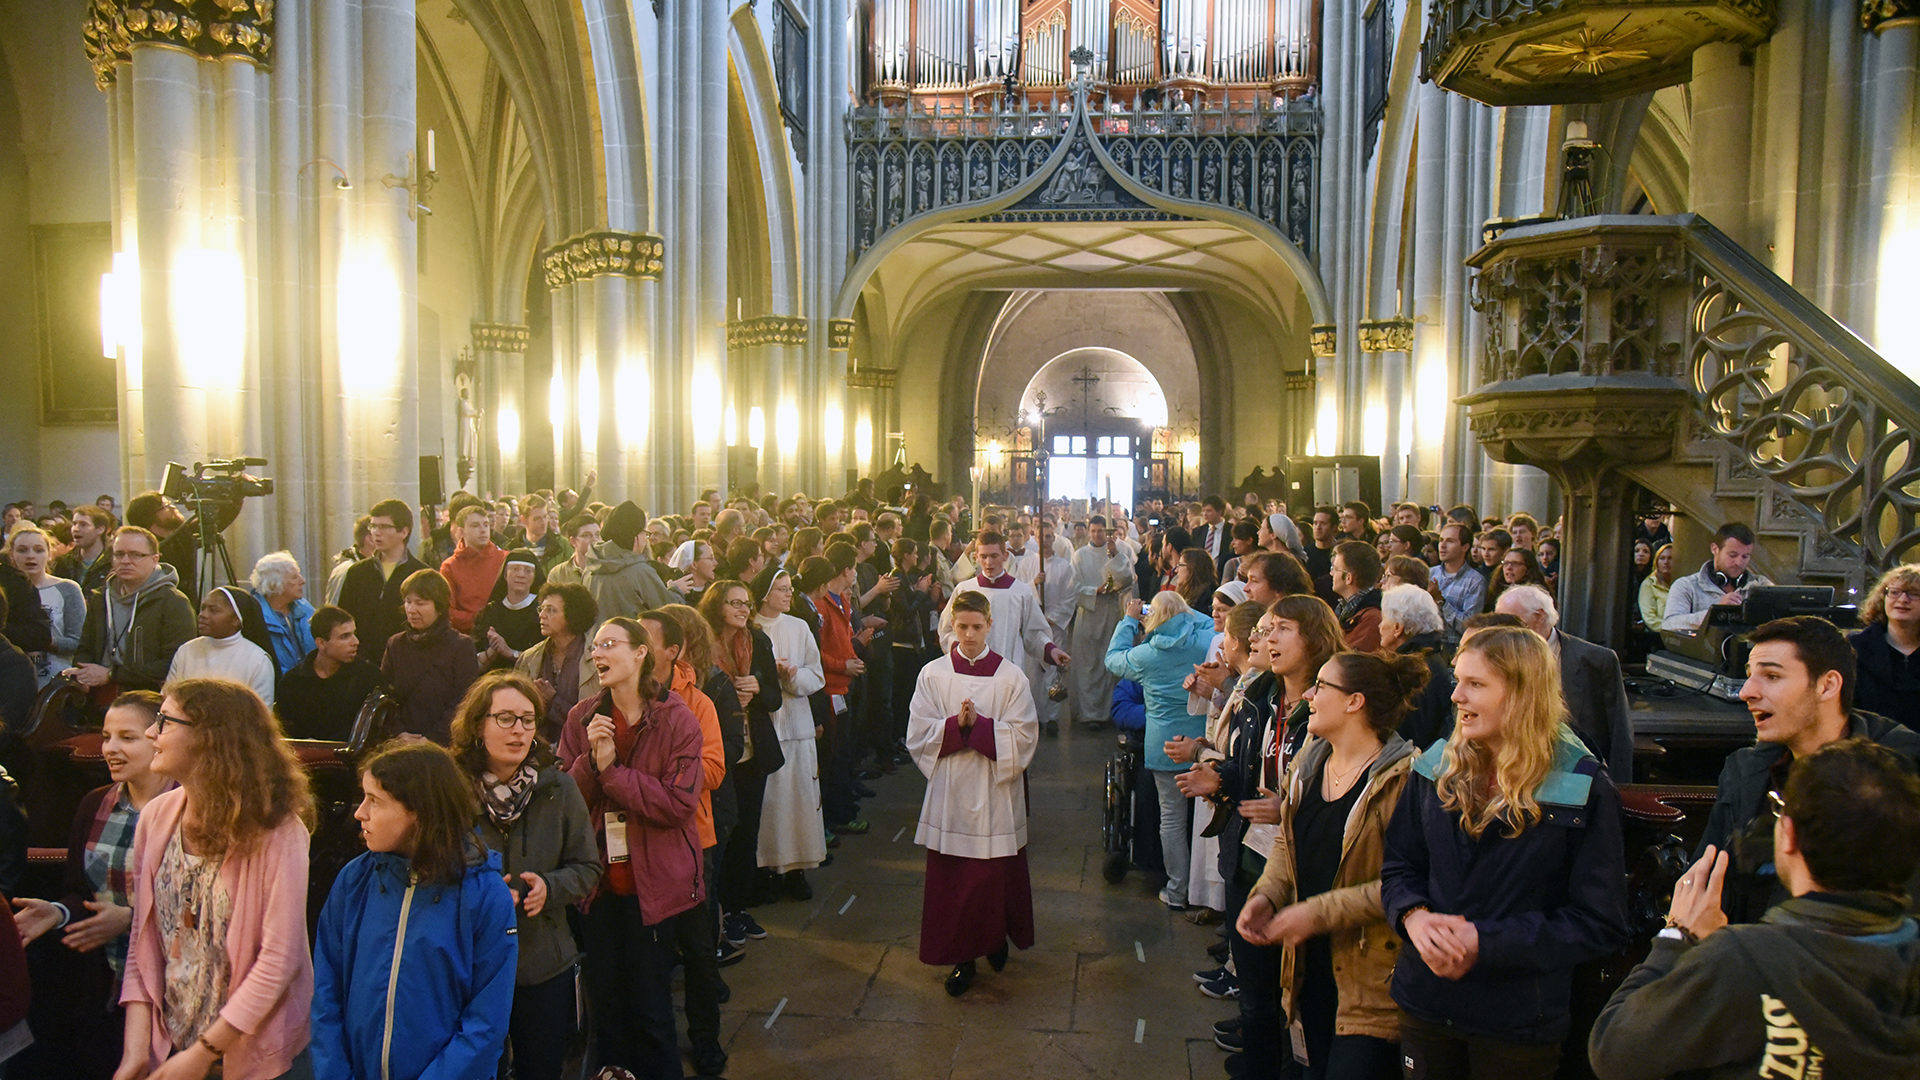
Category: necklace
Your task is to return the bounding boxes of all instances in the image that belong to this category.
[1324,747,1382,797]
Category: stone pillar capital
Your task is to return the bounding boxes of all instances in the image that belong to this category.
[471,322,532,353]
[540,230,665,288]
[827,318,855,350]
[726,316,810,348]
[1863,0,1920,32]
[84,0,276,91]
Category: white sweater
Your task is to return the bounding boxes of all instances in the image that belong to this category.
[166,633,278,706]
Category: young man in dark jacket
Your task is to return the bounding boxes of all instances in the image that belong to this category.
[1589,739,1920,1079]
[337,498,431,667]
[1697,615,1920,920]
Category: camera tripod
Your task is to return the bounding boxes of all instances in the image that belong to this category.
[186,493,241,595]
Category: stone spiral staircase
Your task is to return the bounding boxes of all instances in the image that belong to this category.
[1462,214,1919,642]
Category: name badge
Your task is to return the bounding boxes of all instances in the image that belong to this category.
[604,811,630,863]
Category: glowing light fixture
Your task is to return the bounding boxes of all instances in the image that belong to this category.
[336,249,399,387]
[175,248,246,389]
[496,406,521,455]
[1362,402,1388,457]
[854,415,873,463]
[577,363,599,455]
[100,251,141,384]
[823,402,844,458]
[776,401,800,455]
[747,406,766,450]
[724,409,739,447]
[549,369,565,431]
[615,365,648,448]
[1877,226,1920,385]
[691,368,724,448]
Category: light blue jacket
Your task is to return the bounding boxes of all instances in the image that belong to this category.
[1105,607,1215,770]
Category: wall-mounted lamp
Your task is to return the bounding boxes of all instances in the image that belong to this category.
[297,158,353,190]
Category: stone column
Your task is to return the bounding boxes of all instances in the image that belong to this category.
[1864,12,1920,373]
[472,322,532,493]
[540,233,664,503]
[1690,42,1753,246]
[87,0,419,580]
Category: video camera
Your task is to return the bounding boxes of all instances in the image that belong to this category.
[161,457,275,504]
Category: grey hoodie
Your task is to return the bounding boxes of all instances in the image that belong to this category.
[75,564,197,691]
[1589,891,1920,1080]
[580,539,674,620]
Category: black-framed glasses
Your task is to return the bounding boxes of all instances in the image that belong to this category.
[154,712,195,732]
[722,598,752,609]
[485,711,539,730]
[1308,678,1353,695]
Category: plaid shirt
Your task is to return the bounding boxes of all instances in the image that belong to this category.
[79,783,142,977]
[1429,561,1487,644]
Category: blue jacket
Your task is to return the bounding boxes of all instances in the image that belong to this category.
[1380,726,1630,1044]
[255,592,315,675]
[1110,679,1146,731]
[312,847,519,1080]
[1104,607,1215,770]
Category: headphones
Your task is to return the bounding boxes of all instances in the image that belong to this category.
[1709,566,1752,591]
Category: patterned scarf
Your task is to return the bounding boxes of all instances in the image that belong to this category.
[719,626,753,679]
[478,763,540,826]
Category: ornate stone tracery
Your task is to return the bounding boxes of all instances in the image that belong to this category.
[726,316,810,349]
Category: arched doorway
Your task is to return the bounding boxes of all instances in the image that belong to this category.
[1020,348,1168,508]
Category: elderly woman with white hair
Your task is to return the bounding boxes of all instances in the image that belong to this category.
[1379,584,1457,749]
[250,550,315,675]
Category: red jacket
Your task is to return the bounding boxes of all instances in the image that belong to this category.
[440,542,507,633]
[558,690,705,925]
[816,591,858,696]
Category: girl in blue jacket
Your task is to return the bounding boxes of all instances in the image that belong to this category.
[312,741,519,1080]
[1105,590,1217,909]
[1380,625,1629,1079]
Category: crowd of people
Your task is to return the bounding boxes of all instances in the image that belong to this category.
[0,480,1914,1079]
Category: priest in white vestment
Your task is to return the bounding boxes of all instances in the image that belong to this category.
[1069,516,1134,725]
[752,569,828,886]
[936,531,1070,678]
[907,589,1039,996]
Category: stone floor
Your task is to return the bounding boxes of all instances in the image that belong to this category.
[704,719,1236,1080]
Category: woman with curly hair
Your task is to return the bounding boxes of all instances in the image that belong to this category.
[1379,626,1629,1079]
[116,678,315,1080]
[698,578,784,942]
[1852,562,1920,730]
[448,672,599,1080]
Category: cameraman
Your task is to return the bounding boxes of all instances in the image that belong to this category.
[125,485,246,601]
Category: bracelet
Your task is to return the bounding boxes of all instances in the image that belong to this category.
[1661,916,1700,945]
[198,1035,224,1059]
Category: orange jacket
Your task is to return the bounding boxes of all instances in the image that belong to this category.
[670,659,727,847]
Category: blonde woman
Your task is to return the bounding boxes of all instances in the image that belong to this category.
[1851,563,1920,730]
[1378,626,1629,1079]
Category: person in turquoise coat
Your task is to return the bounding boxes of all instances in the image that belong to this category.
[1105,590,1217,908]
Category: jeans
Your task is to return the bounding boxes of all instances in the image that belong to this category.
[581,895,683,1079]
[1397,1013,1560,1080]
[1227,869,1287,1080]
[721,754,768,911]
[1296,941,1397,1080]
[503,967,577,1080]
[1151,768,1192,903]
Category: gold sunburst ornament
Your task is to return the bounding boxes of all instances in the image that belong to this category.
[1520,26,1655,76]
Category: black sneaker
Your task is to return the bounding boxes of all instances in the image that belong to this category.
[1198,972,1240,1000]
[721,913,749,947]
[1215,1027,1243,1053]
[690,1039,728,1076]
[737,910,768,940]
[1212,1016,1242,1039]
[1192,965,1230,985]
[715,940,746,968]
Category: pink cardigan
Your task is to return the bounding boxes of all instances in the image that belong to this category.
[122,787,314,1080]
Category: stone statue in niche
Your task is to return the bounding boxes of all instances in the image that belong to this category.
[856,164,876,243]
[914,154,932,211]
[1041,137,1104,205]
[944,154,961,203]
[455,367,481,489]
[1288,153,1311,246]
[1200,154,1219,203]
[1230,153,1248,210]
[1171,154,1189,197]
[885,161,905,227]
[971,156,992,200]
[1260,157,1278,219]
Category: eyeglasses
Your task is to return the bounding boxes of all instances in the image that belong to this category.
[590,637,633,652]
[366,522,397,533]
[1886,588,1920,602]
[723,598,752,609]
[1307,678,1353,695]
[154,712,194,732]
[110,549,156,561]
[485,711,539,730]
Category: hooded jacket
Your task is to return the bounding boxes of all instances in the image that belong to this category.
[1104,606,1216,770]
[1254,733,1418,1041]
[471,762,602,986]
[1589,891,1920,1080]
[74,564,196,692]
[311,847,519,1080]
[439,542,507,634]
[580,540,674,620]
[1380,726,1631,1044]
